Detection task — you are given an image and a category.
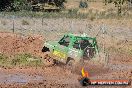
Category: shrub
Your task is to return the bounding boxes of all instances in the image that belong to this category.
[79,0,88,8]
[11,0,32,11]
[22,19,29,25]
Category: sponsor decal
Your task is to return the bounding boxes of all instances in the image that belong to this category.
[53,50,66,58]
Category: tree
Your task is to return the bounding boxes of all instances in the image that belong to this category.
[104,0,128,15]
[0,0,13,11]
[0,0,32,11]
[12,0,32,11]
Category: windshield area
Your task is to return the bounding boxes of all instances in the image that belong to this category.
[58,36,70,47]
[73,39,92,50]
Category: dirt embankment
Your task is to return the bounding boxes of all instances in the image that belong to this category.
[0,32,44,57]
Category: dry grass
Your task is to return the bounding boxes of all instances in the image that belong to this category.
[1,20,7,25]
[21,19,30,25]
[0,53,42,68]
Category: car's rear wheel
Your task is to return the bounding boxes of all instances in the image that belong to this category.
[66,57,75,67]
[84,47,95,60]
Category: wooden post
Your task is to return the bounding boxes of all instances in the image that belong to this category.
[12,15,15,33]
[42,17,44,26]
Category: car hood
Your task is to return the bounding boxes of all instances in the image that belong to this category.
[44,41,59,48]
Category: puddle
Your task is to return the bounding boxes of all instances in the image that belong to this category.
[0,72,43,84]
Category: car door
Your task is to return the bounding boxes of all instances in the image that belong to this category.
[52,36,70,62]
[68,39,83,62]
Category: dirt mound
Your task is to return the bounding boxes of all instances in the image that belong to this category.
[0,32,44,57]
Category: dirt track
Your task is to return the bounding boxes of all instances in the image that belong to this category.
[0,32,44,57]
[0,32,131,88]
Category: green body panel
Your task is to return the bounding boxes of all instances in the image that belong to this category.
[43,33,99,63]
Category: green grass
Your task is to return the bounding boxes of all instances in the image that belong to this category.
[0,9,131,20]
[0,53,43,68]
[130,49,132,55]
[11,53,43,67]
[0,53,11,67]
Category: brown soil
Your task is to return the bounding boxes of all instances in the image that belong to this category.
[0,32,131,88]
[0,32,44,57]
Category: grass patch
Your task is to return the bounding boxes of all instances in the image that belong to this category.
[0,9,131,20]
[0,10,88,19]
[11,53,43,67]
[21,19,29,25]
[129,49,132,55]
[0,53,11,67]
[0,53,43,68]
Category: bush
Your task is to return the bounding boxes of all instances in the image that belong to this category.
[0,0,13,11]
[68,9,78,14]
[79,0,88,8]
[11,0,32,11]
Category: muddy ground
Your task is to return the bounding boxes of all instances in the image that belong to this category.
[0,17,132,88]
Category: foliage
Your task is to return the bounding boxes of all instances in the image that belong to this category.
[0,53,42,67]
[79,0,88,8]
[12,0,32,11]
[0,53,8,64]
[104,0,128,15]
[0,0,13,11]
[0,53,11,67]
[0,0,66,11]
